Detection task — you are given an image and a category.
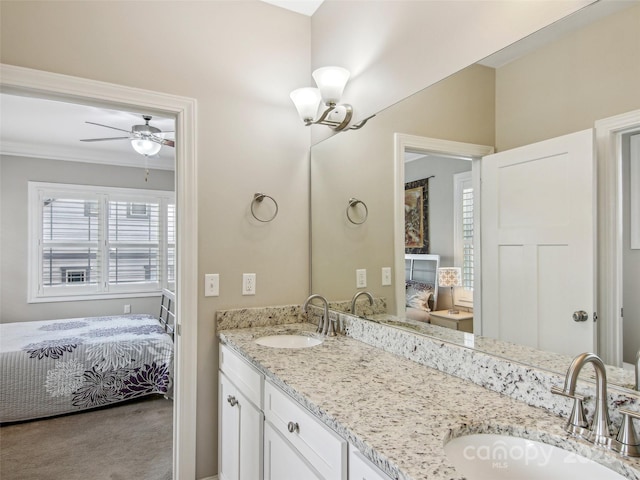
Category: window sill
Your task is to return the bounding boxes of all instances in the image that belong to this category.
[28,291,162,304]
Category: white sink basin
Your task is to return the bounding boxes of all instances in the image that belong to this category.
[254,334,323,349]
[444,433,625,480]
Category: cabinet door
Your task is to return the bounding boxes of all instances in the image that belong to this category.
[349,447,393,480]
[264,381,346,479]
[264,421,322,480]
[219,372,263,480]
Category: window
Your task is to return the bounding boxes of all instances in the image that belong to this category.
[453,171,474,306]
[29,182,175,302]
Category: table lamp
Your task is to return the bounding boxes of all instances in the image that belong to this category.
[438,267,462,314]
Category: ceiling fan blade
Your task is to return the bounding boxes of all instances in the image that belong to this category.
[85,121,132,134]
[80,137,131,142]
[149,135,175,147]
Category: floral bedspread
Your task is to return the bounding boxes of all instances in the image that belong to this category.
[0,314,173,423]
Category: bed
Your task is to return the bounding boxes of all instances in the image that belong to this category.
[405,253,440,322]
[0,290,175,423]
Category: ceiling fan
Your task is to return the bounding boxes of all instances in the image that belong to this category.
[81,115,174,156]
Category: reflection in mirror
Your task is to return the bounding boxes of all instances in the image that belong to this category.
[310,2,640,391]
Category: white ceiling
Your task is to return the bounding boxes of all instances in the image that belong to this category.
[0,94,176,171]
[260,0,324,16]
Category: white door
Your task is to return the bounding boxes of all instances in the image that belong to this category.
[481,129,596,356]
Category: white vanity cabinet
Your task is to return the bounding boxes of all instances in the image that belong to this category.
[219,345,264,480]
[263,380,347,480]
[348,446,393,480]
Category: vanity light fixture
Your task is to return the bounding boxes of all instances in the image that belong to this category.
[290,66,373,132]
[438,267,462,314]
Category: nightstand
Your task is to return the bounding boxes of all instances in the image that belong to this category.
[429,310,473,333]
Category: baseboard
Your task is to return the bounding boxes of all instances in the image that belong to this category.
[198,476,218,480]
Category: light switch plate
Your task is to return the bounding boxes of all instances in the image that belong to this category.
[356,269,367,288]
[205,273,219,297]
[382,267,392,286]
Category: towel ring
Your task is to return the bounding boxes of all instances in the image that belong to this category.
[346,197,368,225]
[251,193,278,222]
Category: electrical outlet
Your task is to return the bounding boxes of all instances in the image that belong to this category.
[356,269,367,288]
[205,273,219,297]
[124,304,131,314]
[242,273,256,295]
[381,267,392,286]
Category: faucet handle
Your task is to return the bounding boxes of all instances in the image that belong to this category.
[613,408,640,457]
[550,385,585,401]
[551,386,588,436]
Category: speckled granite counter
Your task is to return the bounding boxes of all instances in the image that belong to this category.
[219,321,640,480]
[367,313,636,390]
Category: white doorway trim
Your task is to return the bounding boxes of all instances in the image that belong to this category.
[596,109,640,366]
[393,133,494,328]
[0,64,198,479]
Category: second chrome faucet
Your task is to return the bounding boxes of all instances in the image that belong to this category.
[302,294,336,336]
[552,351,640,456]
[351,291,374,317]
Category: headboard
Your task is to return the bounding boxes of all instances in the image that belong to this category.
[159,288,176,340]
[405,253,440,307]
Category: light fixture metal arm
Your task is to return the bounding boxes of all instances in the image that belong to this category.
[308,104,353,131]
[348,114,376,130]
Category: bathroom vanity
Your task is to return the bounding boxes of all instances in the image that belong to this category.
[218,311,640,480]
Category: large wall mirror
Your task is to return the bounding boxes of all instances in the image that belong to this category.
[311,1,640,390]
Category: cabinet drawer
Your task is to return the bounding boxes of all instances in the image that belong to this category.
[264,380,346,480]
[220,344,263,408]
[349,446,392,480]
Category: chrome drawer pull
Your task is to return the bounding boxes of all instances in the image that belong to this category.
[287,421,300,433]
[227,395,238,407]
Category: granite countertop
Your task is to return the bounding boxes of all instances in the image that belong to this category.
[219,322,640,480]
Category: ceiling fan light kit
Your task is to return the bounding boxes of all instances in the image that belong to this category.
[81,114,174,157]
[131,138,162,156]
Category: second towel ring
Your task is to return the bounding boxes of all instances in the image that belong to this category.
[251,193,279,222]
[346,197,368,225]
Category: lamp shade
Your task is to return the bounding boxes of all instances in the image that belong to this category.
[290,87,322,122]
[131,138,161,157]
[312,66,350,106]
[438,267,462,287]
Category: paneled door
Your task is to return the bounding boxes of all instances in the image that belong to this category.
[481,129,596,356]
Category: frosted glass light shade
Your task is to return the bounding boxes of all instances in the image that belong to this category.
[290,87,322,122]
[438,267,462,287]
[131,138,161,156]
[312,66,350,106]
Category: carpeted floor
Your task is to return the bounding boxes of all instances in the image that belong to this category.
[0,395,173,480]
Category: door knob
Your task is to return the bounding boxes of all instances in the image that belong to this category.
[573,310,589,322]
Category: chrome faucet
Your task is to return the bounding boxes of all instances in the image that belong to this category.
[551,352,613,446]
[350,291,374,317]
[302,294,335,336]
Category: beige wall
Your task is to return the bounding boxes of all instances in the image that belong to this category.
[1,2,310,477]
[310,0,593,144]
[0,155,175,322]
[495,3,640,151]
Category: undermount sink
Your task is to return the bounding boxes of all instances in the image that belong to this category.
[444,433,625,480]
[254,334,323,349]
